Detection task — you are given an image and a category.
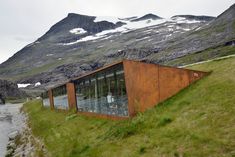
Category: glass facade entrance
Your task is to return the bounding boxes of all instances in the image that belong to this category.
[52,85,69,110]
[74,64,128,117]
[42,91,50,107]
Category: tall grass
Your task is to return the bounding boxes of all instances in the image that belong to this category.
[24,57,235,157]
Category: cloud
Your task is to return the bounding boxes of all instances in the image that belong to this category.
[14,36,36,42]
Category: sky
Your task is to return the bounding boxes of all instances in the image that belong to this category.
[0,0,234,64]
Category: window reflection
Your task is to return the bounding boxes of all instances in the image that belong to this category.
[75,64,128,117]
[42,91,50,107]
[53,85,69,110]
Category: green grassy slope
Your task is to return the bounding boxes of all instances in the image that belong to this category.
[164,45,235,66]
[23,57,235,157]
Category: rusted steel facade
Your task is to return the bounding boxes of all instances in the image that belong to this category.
[66,82,77,110]
[123,60,160,116]
[42,60,208,119]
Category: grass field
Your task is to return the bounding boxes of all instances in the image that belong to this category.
[23,56,235,157]
[165,45,235,66]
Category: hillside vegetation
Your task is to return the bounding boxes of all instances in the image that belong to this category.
[23,57,235,157]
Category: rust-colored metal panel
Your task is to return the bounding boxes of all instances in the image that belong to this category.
[123,60,160,117]
[159,66,190,102]
[48,89,54,110]
[66,82,77,110]
[44,59,208,120]
[188,70,208,84]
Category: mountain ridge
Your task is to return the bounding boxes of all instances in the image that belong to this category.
[0,4,234,92]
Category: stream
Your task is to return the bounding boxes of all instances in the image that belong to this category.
[0,103,26,157]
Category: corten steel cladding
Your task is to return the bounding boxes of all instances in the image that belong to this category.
[123,60,160,117]
[158,66,207,102]
[123,60,208,117]
[45,59,208,119]
[158,66,190,102]
[66,83,77,110]
[48,89,54,110]
[188,70,208,84]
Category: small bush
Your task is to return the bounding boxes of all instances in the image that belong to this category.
[139,146,146,154]
[158,116,173,127]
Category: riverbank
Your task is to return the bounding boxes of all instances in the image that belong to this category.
[0,103,47,157]
[5,115,47,157]
[0,103,24,157]
[22,57,235,157]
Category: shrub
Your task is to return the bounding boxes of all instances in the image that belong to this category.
[158,116,173,127]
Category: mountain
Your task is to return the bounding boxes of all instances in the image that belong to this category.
[0,79,26,100]
[171,15,215,21]
[158,4,235,65]
[131,13,162,21]
[0,4,235,92]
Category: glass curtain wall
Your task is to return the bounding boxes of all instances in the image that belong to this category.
[52,85,69,110]
[42,91,50,107]
[75,63,128,117]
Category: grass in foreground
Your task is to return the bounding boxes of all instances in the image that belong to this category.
[23,57,235,157]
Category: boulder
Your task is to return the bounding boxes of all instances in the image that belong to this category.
[8,131,19,140]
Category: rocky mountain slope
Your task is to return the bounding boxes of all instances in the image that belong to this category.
[0,4,235,90]
[0,79,26,100]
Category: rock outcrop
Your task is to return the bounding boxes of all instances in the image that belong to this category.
[0,79,26,100]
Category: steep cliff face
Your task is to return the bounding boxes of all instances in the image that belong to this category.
[0,79,26,100]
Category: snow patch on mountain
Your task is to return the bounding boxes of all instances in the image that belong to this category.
[182,28,191,31]
[17,83,31,88]
[171,17,201,24]
[135,36,150,41]
[94,16,123,23]
[63,35,103,45]
[35,82,41,87]
[62,18,166,45]
[69,28,87,35]
[60,14,207,46]
[46,54,54,56]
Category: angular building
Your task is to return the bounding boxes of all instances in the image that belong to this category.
[42,60,208,119]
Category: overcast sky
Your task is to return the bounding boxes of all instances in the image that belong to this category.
[0,0,234,64]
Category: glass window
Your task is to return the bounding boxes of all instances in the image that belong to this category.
[75,63,129,117]
[42,91,50,107]
[53,85,69,110]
